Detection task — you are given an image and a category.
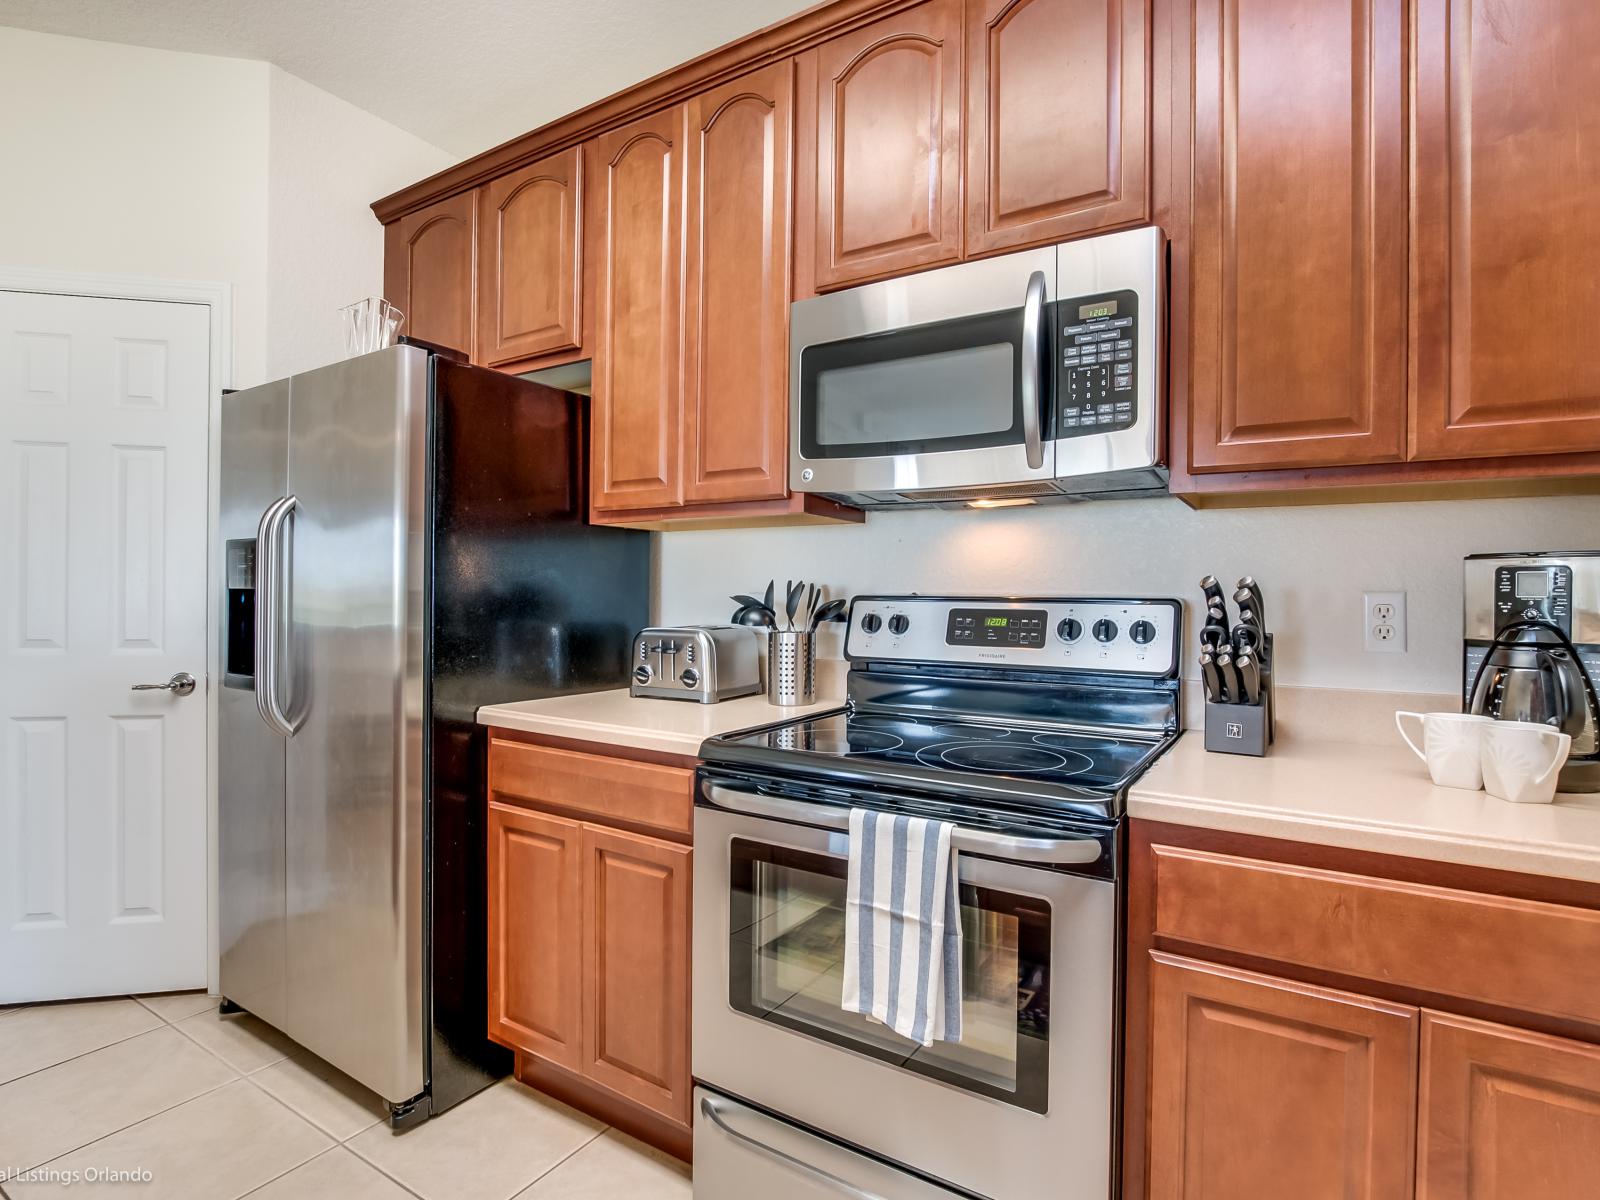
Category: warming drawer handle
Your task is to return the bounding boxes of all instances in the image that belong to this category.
[702,783,1102,865]
[700,1095,888,1200]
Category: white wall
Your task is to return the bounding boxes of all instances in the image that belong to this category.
[656,494,1600,695]
[0,27,270,384]
[0,27,454,387]
[265,67,453,379]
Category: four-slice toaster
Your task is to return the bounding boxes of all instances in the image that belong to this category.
[630,625,762,703]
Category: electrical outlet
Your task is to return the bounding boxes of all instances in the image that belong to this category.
[1363,591,1407,653]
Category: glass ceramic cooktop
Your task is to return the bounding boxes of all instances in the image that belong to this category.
[719,709,1163,795]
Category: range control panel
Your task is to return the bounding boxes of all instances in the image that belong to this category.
[849,595,1181,676]
[1059,290,1138,438]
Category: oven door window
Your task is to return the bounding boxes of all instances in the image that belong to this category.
[728,839,1050,1114]
[798,307,1040,460]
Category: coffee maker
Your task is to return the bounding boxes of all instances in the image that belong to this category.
[1464,552,1600,793]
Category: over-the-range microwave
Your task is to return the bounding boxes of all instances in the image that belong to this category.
[790,226,1166,508]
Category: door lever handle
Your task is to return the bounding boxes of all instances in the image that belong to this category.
[132,672,197,697]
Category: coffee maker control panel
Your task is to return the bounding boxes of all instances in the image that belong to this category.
[1494,564,1573,636]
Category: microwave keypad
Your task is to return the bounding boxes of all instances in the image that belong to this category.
[1059,290,1138,438]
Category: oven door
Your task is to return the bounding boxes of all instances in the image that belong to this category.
[790,247,1057,498]
[693,785,1117,1200]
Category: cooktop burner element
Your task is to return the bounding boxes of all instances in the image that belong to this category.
[699,594,1184,823]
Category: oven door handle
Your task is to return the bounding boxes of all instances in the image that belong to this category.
[700,1095,888,1200]
[1021,268,1047,470]
[703,784,1101,865]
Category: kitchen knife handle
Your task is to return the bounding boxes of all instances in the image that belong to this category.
[1200,652,1224,703]
[1237,654,1262,705]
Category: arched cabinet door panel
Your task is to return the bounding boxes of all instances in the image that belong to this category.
[384,191,476,361]
[805,0,964,290]
[478,148,584,367]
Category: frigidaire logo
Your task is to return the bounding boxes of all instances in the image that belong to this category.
[977,652,1007,660]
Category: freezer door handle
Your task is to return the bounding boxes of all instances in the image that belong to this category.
[702,783,1102,865]
[700,1094,887,1200]
[254,494,302,737]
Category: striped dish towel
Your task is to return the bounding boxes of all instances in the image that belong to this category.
[840,808,964,1046]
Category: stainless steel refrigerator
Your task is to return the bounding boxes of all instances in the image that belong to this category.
[218,343,648,1127]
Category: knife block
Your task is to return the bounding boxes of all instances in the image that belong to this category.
[1203,633,1275,757]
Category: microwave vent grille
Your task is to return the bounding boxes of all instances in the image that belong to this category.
[901,481,1061,503]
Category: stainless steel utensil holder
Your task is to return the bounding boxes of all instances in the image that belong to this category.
[767,631,816,706]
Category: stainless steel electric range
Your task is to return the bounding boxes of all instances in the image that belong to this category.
[692,594,1183,1200]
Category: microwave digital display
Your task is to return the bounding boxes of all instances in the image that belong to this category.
[1078,300,1119,320]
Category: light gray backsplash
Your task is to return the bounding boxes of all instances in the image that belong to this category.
[653,493,1600,695]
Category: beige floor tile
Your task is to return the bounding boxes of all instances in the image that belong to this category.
[243,1146,414,1199]
[0,1025,236,1170]
[135,990,219,1024]
[514,1128,690,1199]
[0,998,161,1085]
[7,1078,331,1200]
[173,1007,296,1073]
[251,1049,387,1141]
[349,1079,604,1200]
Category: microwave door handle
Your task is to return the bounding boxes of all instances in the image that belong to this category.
[702,783,1101,865]
[700,1095,888,1200]
[1021,269,1047,470]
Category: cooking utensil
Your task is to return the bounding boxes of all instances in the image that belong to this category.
[785,581,803,631]
[763,580,776,616]
[811,598,847,629]
[1199,651,1224,703]
[1236,653,1262,705]
[1235,577,1265,628]
[731,594,767,613]
[733,605,775,629]
[1200,576,1231,640]
[1215,650,1243,701]
[1199,622,1228,654]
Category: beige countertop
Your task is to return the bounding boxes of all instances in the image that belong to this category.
[477,688,843,757]
[1130,732,1600,884]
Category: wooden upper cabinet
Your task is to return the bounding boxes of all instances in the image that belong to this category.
[1186,0,1407,472]
[965,0,1149,256]
[1419,1011,1600,1200]
[384,191,476,360]
[487,800,582,1071]
[682,62,794,506]
[477,148,584,367]
[589,109,686,511]
[1148,953,1418,1200]
[806,0,964,290]
[580,823,691,1125]
[1411,0,1600,461]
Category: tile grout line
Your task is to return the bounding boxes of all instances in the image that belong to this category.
[239,1075,422,1198]
[0,1006,176,1091]
[165,1011,292,1078]
[13,1071,247,1175]
[504,1124,613,1197]
[231,1142,427,1200]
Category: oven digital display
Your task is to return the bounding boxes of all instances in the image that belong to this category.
[947,608,1047,647]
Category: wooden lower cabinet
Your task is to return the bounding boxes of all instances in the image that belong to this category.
[485,735,694,1155]
[1419,1012,1600,1200]
[1148,952,1418,1200]
[579,824,691,1124]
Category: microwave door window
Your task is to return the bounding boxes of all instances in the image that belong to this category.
[800,307,1032,459]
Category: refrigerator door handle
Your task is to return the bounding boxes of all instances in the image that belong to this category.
[254,495,302,737]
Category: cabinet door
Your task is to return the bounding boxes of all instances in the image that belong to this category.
[589,111,686,510]
[1148,953,1417,1200]
[1419,1012,1600,1200]
[580,824,691,1125]
[681,62,793,505]
[384,191,477,360]
[477,148,584,366]
[806,0,963,289]
[486,801,582,1071]
[1411,1,1600,460]
[1185,0,1406,471]
[965,0,1148,256]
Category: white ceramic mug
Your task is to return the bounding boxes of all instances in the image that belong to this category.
[1394,711,1494,790]
[1481,720,1573,805]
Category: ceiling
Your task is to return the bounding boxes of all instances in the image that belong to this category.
[0,0,815,158]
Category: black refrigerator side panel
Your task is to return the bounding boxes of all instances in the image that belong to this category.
[425,357,650,1113]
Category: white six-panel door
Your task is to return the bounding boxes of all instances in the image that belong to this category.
[1,289,210,1001]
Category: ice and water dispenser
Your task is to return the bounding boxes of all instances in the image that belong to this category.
[224,539,256,685]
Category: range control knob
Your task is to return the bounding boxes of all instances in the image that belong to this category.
[1057,617,1083,643]
[1092,618,1119,643]
[1129,619,1157,645]
[888,614,910,636]
[860,612,883,634]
